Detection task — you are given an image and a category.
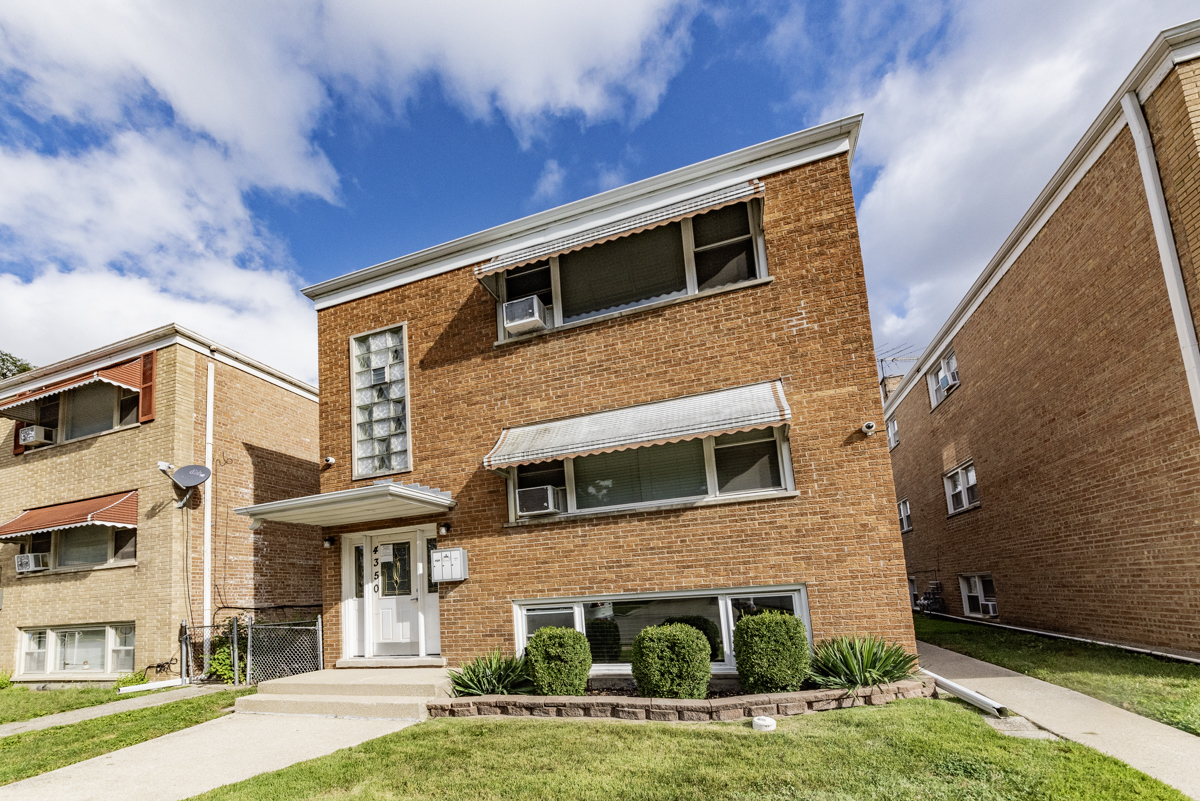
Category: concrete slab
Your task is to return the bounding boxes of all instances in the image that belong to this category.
[0,710,410,801]
[919,641,1200,799]
[0,685,229,738]
[983,715,1058,740]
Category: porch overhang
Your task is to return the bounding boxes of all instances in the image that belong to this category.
[233,482,454,528]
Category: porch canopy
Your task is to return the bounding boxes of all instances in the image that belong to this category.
[483,379,791,470]
[474,180,764,297]
[0,359,143,423]
[0,490,138,539]
[233,482,455,529]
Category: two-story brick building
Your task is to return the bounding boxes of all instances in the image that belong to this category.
[237,116,915,678]
[884,20,1200,656]
[0,325,322,683]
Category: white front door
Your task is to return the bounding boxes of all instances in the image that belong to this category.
[370,534,419,656]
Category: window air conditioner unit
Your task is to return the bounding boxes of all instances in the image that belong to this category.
[980,601,998,616]
[503,296,550,335]
[19,426,54,447]
[517,485,565,517]
[942,373,960,392]
[15,553,50,573]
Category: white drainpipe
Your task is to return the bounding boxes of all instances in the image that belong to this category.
[203,362,215,628]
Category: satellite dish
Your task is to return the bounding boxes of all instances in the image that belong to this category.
[173,465,211,488]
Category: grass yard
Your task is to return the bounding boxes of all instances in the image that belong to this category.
[914,614,1200,736]
[0,687,253,785]
[0,685,136,725]
[192,698,1183,801]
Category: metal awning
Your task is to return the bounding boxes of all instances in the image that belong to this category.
[0,359,143,423]
[474,180,764,296]
[0,491,139,539]
[483,380,790,470]
[233,482,455,528]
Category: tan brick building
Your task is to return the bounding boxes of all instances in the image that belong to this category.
[884,21,1200,656]
[239,116,915,677]
[0,325,321,684]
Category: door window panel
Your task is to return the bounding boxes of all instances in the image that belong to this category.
[380,542,411,597]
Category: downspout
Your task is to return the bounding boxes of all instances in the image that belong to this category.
[203,362,215,628]
[1121,92,1200,435]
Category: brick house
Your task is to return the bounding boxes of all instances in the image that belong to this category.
[0,325,321,683]
[237,116,915,677]
[883,21,1200,656]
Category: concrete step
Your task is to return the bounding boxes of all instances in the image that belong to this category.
[257,668,451,698]
[336,657,447,668]
[235,693,429,720]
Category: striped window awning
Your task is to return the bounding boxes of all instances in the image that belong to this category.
[483,380,790,470]
[0,359,143,423]
[475,180,765,282]
[0,491,139,539]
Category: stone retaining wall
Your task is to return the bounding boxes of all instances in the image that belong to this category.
[428,679,933,722]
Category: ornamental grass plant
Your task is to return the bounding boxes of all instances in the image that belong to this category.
[810,634,919,692]
[449,651,533,697]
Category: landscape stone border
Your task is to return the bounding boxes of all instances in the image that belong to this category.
[428,678,933,722]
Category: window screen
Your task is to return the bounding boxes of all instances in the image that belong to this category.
[23,630,46,673]
[114,529,136,561]
[505,261,553,307]
[352,327,409,477]
[111,626,135,673]
[695,239,755,292]
[56,629,105,671]
[67,383,116,440]
[57,525,109,567]
[516,460,565,490]
[524,608,575,644]
[692,204,751,248]
[573,440,708,510]
[714,431,781,493]
[558,223,687,322]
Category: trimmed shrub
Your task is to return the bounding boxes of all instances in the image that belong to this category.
[661,615,722,661]
[585,618,621,663]
[733,610,810,693]
[810,635,919,691]
[525,627,591,696]
[449,651,533,696]
[631,623,711,699]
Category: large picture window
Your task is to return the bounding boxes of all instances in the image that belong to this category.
[20,525,137,571]
[24,384,140,449]
[351,326,411,479]
[19,624,134,676]
[498,200,765,339]
[516,585,809,674]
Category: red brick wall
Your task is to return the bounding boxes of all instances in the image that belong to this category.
[889,84,1200,653]
[316,153,913,665]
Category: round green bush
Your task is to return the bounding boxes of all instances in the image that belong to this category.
[732,610,810,693]
[661,615,722,661]
[525,627,592,696]
[631,623,711,699]
[585,618,621,663]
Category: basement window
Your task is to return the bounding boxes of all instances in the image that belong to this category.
[19,623,135,677]
[959,575,997,618]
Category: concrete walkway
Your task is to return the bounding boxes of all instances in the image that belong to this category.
[0,684,228,738]
[0,711,411,801]
[919,641,1200,800]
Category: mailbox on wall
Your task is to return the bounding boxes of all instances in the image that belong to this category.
[430,547,468,582]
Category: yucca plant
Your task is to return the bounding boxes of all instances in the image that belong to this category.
[449,651,534,697]
[810,635,919,692]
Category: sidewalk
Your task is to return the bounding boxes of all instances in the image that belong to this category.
[0,711,412,801]
[919,641,1200,800]
[0,684,228,738]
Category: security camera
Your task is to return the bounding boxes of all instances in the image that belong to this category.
[323,456,336,466]
[861,421,877,436]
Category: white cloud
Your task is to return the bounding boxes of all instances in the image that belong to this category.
[0,1,696,382]
[532,159,566,204]
[771,0,1199,359]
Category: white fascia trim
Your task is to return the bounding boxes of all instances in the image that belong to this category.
[883,19,1200,417]
[1122,91,1200,435]
[304,116,862,310]
[0,324,317,404]
[232,482,456,519]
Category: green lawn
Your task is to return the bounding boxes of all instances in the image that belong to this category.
[0,688,253,785]
[192,699,1183,801]
[0,685,133,725]
[914,614,1200,736]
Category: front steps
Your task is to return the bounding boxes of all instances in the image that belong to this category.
[235,668,451,720]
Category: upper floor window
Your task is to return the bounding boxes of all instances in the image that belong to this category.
[498,200,765,340]
[886,417,899,449]
[926,348,959,408]
[23,384,139,450]
[351,326,410,479]
[897,498,912,532]
[19,524,136,571]
[944,462,978,514]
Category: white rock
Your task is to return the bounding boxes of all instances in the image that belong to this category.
[752,716,777,731]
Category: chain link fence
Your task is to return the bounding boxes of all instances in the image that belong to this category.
[180,616,321,685]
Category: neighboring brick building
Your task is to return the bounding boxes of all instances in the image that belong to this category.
[0,325,320,683]
[884,21,1200,656]
[238,116,915,677]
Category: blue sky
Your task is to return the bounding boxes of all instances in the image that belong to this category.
[0,1,1196,384]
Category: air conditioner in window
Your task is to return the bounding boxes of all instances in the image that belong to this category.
[503,296,550,335]
[15,553,50,573]
[18,426,54,447]
[517,485,565,517]
[980,601,998,617]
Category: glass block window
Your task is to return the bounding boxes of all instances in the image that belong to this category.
[352,327,410,478]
